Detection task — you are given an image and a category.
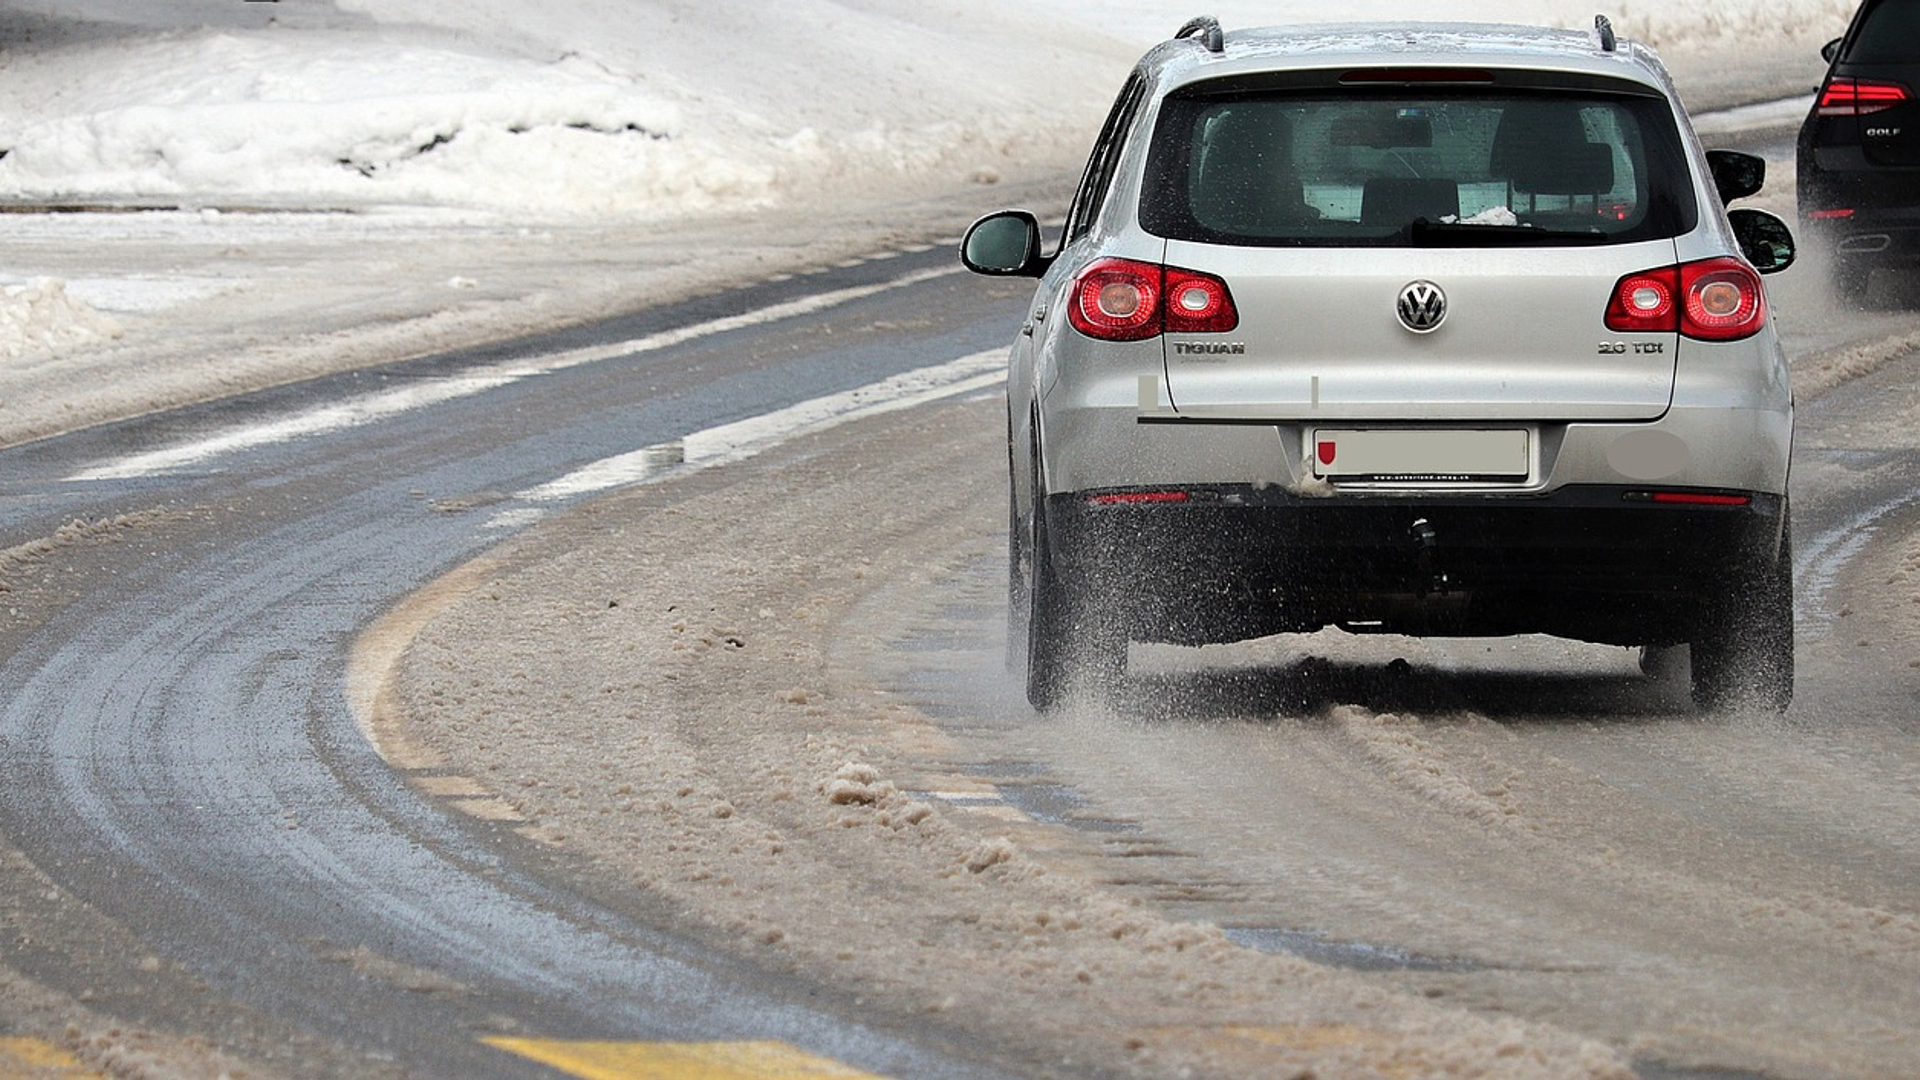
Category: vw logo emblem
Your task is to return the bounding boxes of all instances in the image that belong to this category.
[1397,280,1448,334]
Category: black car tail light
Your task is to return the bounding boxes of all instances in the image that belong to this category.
[1067,259,1238,341]
[1606,258,1766,342]
[1816,76,1913,117]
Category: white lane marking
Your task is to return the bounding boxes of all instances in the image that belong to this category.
[69,373,537,481]
[1690,95,1813,138]
[65,265,960,482]
[1794,492,1911,635]
[486,349,1004,528]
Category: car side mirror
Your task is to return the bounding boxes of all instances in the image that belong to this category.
[1821,37,1841,64]
[1706,150,1766,204]
[1729,208,1797,275]
[961,210,1049,278]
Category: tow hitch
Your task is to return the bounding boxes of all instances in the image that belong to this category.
[1410,517,1451,597]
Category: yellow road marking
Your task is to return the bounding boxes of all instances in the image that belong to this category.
[483,1039,890,1080]
[1225,1023,1388,1050]
[1220,1025,1425,1080]
[0,1038,103,1079]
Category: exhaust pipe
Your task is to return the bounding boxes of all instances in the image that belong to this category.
[1839,234,1893,253]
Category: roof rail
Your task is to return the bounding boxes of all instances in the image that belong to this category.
[1175,15,1224,54]
[1593,14,1617,52]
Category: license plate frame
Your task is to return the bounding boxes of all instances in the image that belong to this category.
[1310,428,1532,483]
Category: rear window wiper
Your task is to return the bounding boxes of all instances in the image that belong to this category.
[1408,218,1614,246]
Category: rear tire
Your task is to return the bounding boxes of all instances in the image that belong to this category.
[1023,491,1124,711]
[1006,468,1032,675]
[1023,505,1071,710]
[1690,520,1794,713]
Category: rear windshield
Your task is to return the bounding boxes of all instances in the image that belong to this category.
[1141,88,1697,247]
[1847,0,1920,64]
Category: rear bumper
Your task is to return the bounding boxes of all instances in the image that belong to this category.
[1799,151,1920,264]
[1045,484,1785,648]
[1804,214,1920,265]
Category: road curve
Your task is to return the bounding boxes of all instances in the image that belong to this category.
[0,246,1036,1080]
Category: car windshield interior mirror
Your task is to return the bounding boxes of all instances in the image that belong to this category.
[1332,107,1433,149]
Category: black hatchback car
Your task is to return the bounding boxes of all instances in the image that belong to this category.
[1798,0,1920,304]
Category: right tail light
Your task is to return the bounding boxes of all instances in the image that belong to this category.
[1816,76,1912,117]
[1607,258,1766,342]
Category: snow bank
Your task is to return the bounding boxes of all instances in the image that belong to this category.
[0,277,121,360]
[0,1,1129,219]
[0,32,762,216]
[1057,0,1859,51]
[1611,0,1858,51]
[0,1,1858,222]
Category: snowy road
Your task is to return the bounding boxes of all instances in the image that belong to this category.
[0,249,1041,1080]
[368,223,1920,1080]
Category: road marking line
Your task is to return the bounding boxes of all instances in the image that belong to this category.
[1689,93,1813,137]
[483,1038,889,1080]
[0,1037,102,1079]
[493,349,1003,522]
[66,266,960,482]
[1222,1023,1394,1050]
[69,374,529,481]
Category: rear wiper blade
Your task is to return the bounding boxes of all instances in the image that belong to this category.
[1408,218,1613,246]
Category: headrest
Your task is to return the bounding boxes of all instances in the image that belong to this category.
[1360,176,1460,226]
[1511,143,1615,195]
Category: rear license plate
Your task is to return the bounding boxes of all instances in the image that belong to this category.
[1311,428,1530,483]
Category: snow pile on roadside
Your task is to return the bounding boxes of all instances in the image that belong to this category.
[0,0,1856,223]
[1056,0,1855,53]
[0,278,121,360]
[1613,0,1857,50]
[0,1,1129,218]
[0,33,728,217]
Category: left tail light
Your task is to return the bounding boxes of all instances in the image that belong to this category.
[1067,258,1238,342]
[1606,257,1767,342]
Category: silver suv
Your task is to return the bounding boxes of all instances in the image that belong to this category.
[962,16,1799,712]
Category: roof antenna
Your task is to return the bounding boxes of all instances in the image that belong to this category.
[1175,15,1225,54]
[1593,14,1617,52]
